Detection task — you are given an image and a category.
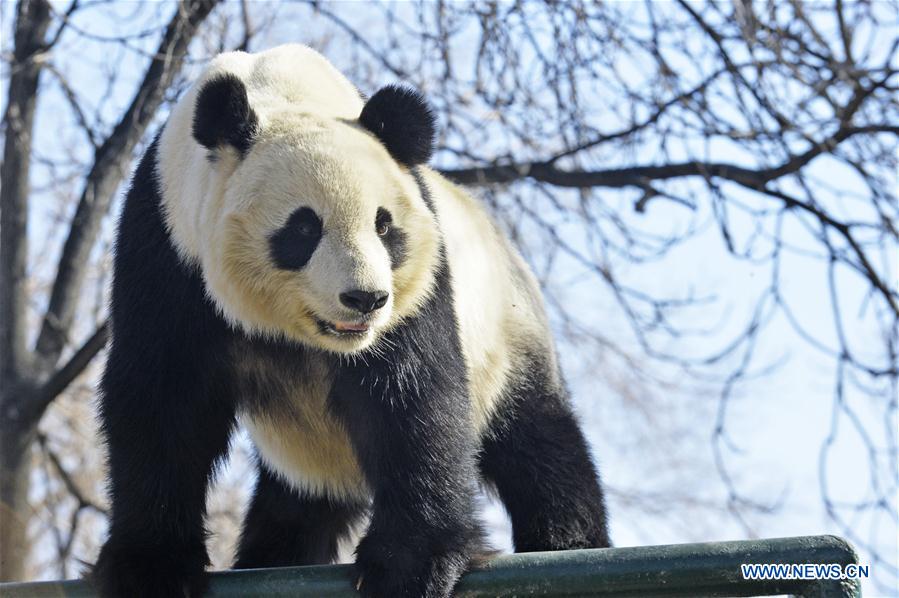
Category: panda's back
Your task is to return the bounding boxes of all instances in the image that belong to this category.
[423,171,559,433]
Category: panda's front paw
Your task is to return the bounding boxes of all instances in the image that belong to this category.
[353,527,480,598]
[91,537,210,598]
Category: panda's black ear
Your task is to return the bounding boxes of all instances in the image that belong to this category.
[192,73,258,156]
[359,85,436,166]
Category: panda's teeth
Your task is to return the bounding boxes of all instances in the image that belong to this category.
[333,321,370,333]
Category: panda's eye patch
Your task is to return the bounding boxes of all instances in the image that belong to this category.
[269,207,322,270]
[375,208,392,236]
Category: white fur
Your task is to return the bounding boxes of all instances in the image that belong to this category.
[423,172,558,433]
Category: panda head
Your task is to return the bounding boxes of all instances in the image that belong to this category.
[181,72,441,354]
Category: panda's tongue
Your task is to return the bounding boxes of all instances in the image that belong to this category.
[334,321,369,332]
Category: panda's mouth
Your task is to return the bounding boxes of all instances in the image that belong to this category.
[316,318,371,337]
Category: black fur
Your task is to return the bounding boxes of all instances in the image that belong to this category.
[269,206,323,270]
[93,138,238,598]
[478,354,611,551]
[329,251,486,598]
[192,74,258,155]
[234,464,365,568]
[411,167,435,212]
[359,85,435,166]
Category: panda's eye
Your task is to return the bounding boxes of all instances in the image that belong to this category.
[298,222,318,236]
[294,208,322,237]
[375,208,392,237]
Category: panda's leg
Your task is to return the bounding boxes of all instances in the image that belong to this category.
[234,464,365,568]
[478,370,611,552]
[329,263,486,598]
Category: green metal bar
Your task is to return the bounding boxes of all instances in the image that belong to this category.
[0,535,861,597]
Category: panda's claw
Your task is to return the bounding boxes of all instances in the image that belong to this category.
[353,526,478,598]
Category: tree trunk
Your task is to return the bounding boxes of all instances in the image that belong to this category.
[0,0,52,581]
[0,393,36,582]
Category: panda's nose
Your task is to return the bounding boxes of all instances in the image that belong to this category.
[340,290,389,314]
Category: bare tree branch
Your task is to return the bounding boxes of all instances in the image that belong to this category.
[28,322,109,424]
[439,125,898,188]
[38,433,107,516]
[32,0,221,380]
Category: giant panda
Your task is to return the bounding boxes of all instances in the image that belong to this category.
[93,44,610,598]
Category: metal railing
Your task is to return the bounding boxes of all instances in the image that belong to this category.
[0,535,861,597]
